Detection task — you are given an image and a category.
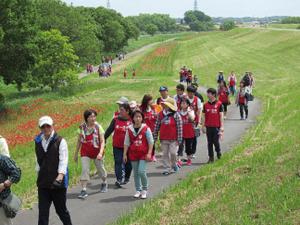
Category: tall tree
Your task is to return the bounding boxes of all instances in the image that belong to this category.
[0,0,37,90]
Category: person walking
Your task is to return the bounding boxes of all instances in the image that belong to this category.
[228,71,237,96]
[0,155,21,225]
[74,109,108,199]
[105,104,132,188]
[34,116,72,225]
[153,98,183,175]
[202,88,224,163]
[236,81,251,120]
[217,81,230,119]
[123,110,153,199]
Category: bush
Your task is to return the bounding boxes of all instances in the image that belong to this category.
[220,20,236,31]
[0,93,5,109]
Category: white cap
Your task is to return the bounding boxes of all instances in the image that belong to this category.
[116,96,129,105]
[38,116,53,127]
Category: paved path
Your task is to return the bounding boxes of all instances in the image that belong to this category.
[13,96,261,225]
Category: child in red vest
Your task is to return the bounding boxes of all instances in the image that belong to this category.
[105,103,132,188]
[202,88,224,163]
[228,71,237,96]
[123,110,154,199]
[140,94,158,161]
[217,81,230,119]
[153,98,183,175]
[178,98,196,166]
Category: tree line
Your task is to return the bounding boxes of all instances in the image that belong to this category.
[0,0,182,91]
[281,17,300,24]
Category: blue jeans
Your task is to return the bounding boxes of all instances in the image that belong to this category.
[113,147,132,183]
[131,160,148,191]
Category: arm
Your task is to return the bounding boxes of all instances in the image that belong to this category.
[219,104,224,131]
[197,98,203,125]
[145,128,154,160]
[97,125,105,160]
[57,139,68,181]
[123,129,130,163]
[0,156,21,191]
[153,116,161,142]
[104,118,116,141]
[0,138,10,158]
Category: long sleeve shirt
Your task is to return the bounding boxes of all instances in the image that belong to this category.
[0,137,10,157]
[153,110,183,144]
[0,155,21,200]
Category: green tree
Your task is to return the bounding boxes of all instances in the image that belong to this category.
[146,24,158,36]
[281,17,300,24]
[183,10,213,32]
[30,29,78,90]
[0,0,37,91]
[220,20,236,31]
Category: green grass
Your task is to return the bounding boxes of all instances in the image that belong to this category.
[268,23,300,29]
[111,28,300,224]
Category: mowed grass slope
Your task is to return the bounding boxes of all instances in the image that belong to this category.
[113,28,300,224]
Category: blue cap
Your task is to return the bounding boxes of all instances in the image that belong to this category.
[159,86,168,92]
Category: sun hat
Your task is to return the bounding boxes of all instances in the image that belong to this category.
[116,96,129,105]
[129,100,138,108]
[39,116,53,128]
[161,98,176,111]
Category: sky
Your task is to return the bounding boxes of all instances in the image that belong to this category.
[63,0,300,18]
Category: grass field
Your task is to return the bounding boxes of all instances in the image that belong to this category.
[268,23,300,30]
[1,27,299,224]
[111,28,300,224]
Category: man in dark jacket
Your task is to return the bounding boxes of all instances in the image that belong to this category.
[35,116,72,225]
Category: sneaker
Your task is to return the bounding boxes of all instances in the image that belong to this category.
[78,190,88,199]
[162,170,170,175]
[115,181,122,188]
[122,178,130,185]
[240,117,244,120]
[217,153,222,159]
[151,155,157,162]
[186,159,192,166]
[100,183,108,193]
[133,191,141,198]
[177,160,183,168]
[207,157,214,164]
[173,165,179,172]
[224,116,227,120]
[191,154,196,159]
[141,190,147,199]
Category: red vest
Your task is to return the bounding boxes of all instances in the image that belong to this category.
[218,88,229,104]
[159,111,177,140]
[128,126,149,161]
[180,113,195,139]
[204,101,222,128]
[113,111,119,119]
[143,110,156,132]
[113,119,131,148]
[238,92,246,104]
[189,96,199,123]
[229,76,236,86]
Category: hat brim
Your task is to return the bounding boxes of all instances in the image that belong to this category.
[161,102,176,111]
[39,122,53,127]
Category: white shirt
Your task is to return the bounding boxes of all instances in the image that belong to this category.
[36,131,68,175]
[0,136,10,157]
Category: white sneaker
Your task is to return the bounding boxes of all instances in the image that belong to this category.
[141,190,147,199]
[134,191,141,198]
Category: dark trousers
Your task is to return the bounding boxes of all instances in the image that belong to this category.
[178,137,197,156]
[239,104,248,118]
[206,127,221,158]
[113,147,132,182]
[38,188,72,225]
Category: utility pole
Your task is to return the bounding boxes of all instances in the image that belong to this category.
[194,0,198,11]
[107,0,111,9]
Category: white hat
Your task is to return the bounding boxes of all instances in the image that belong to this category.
[116,96,129,105]
[38,116,53,127]
[129,101,137,108]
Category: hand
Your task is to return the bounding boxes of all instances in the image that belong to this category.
[146,153,152,161]
[56,174,64,182]
[201,126,206,134]
[74,154,78,163]
[97,153,103,160]
[123,155,127,163]
[0,183,5,193]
